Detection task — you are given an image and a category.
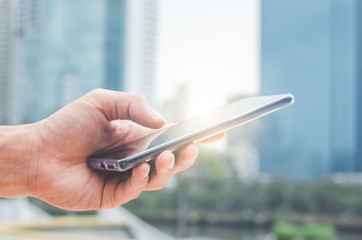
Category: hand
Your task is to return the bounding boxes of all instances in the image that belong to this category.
[26,89,199,211]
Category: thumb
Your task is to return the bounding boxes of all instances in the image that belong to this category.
[85,89,165,129]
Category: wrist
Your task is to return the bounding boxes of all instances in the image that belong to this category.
[0,122,42,197]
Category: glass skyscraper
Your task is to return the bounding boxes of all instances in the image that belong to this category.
[0,0,12,125]
[124,0,159,106]
[9,0,158,124]
[357,0,362,171]
[11,0,121,124]
[259,0,361,180]
[329,0,358,172]
[104,0,126,91]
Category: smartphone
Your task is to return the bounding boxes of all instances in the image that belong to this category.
[88,94,294,172]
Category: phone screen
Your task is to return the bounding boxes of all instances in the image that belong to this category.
[88,94,294,171]
[144,94,293,149]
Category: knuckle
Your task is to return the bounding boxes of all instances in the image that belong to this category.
[182,156,195,165]
[129,178,147,192]
[179,159,196,169]
[90,88,107,95]
[129,180,139,190]
[130,191,142,200]
[189,158,196,166]
[132,93,147,102]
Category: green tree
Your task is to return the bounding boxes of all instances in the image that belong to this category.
[302,223,337,240]
[273,222,300,240]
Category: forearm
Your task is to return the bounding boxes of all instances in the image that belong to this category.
[0,123,40,197]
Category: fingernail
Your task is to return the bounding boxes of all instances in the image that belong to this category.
[143,164,150,179]
[143,170,149,179]
[149,107,165,121]
[168,160,175,170]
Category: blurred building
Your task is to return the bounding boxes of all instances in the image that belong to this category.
[9,0,158,124]
[125,0,158,106]
[357,1,362,171]
[160,83,191,122]
[259,0,361,180]
[329,0,359,173]
[0,0,13,124]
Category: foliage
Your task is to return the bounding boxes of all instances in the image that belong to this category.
[29,148,362,234]
[301,223,337,240]
[123,170,362,229]
[273,222,300,240]
[272,222,337,240]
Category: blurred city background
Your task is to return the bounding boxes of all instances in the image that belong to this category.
[0,0,362,239]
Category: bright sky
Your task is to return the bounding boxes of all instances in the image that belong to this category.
[156,0,260,117]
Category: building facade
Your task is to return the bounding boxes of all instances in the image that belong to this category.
[0,0,13,125]
[124,0,158,106]
[259,0,360,180]
[357,0,362,171]
[329,0,358,173]
[10,0,158,124]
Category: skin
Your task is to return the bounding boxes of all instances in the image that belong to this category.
[0,89,223,211]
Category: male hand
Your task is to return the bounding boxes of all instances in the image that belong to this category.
[28,89,200,210]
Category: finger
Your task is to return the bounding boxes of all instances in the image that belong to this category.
[195,132,226,144]
[173,144,199,173]
[145,151,175,191]
[87,89,165,128]
[114,163,150,205]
